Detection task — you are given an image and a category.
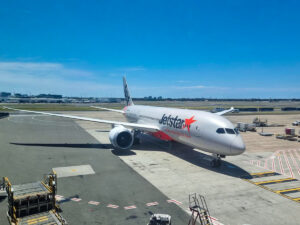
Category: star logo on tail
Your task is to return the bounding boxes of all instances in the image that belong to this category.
[183,116,196,133]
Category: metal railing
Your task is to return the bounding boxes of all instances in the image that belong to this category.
[188,193,212,225]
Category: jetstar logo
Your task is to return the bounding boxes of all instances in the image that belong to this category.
[159,114,196,133]
[183,116,196,132]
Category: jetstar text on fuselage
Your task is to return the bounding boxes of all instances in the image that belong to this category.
[159,114,196,132]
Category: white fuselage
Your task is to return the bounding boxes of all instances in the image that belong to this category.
[124,105,245,156]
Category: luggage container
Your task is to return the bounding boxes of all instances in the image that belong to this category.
[247,123,256,132]
[285,128,295,136]
[236,122,247,132]
[3,171,67,225]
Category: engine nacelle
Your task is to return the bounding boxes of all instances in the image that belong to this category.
[109,126,134,150]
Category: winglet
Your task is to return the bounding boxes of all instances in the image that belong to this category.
[123,76,134,106]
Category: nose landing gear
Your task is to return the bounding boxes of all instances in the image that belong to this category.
[210,154,225,167]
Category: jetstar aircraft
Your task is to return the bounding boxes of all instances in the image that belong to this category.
[4,77,245,167]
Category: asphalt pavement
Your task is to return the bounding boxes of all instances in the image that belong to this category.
[0,114,189,225]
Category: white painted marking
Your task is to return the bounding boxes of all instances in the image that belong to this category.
[146,202,159,206]
[88,201,100,206]
[53,165,95,178]
[167,199,182,205]
[71,198,81,202]
[107,204,119,209]
[124,205,137,210]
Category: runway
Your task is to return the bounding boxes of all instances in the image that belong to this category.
[0,115,189,225]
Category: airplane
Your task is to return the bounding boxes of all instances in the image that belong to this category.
[4,77,245,167]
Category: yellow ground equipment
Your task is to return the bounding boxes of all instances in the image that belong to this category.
[3,171,67,225]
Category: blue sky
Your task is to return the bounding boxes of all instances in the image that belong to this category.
[0,0,300,98]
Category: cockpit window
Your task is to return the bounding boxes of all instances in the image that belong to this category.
[225,128,235,134]
[216,128,225,134]
[234,128,239,134]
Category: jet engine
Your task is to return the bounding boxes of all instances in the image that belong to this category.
[109,125,134,150]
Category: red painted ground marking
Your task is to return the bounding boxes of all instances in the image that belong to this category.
[124,205,137,210]
[88,201,100,206]
[289,150,300,176]
[278,152,285,175]
[146,202,159,206]
[107,204,119,209]
[167,199,182,205]
[208,215,224,225]
[71,198,81,202]
[264,158,268,169]
[283,150,294,178]
[293,149,300,163]
[186,208,224,225]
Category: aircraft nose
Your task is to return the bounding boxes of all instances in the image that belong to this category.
[230,136,246,155]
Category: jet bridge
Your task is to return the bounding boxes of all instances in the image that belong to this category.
[3,171,67,225]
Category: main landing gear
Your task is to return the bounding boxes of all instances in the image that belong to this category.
[133,130,141,145]
[210,154,225,167]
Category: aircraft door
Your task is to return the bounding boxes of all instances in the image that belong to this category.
[193,123,202,137]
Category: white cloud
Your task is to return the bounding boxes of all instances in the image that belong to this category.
[0,62,120,97]
[174,85,207,89]
[1,62,299,98]
[0,62,93,78]
[176,80,189,83]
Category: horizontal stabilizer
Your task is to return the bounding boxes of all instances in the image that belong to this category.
[215,107,235,116]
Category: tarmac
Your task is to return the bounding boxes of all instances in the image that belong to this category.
[0,114,189,225]
[75,111,300,225]
[0,111,300,225]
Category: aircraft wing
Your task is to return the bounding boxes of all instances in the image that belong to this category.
[3,107,159,132]
[91,106,124,113]
[215,107,235,116]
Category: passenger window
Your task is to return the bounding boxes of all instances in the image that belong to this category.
[225,128,235,134]
[216,128,225,134]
